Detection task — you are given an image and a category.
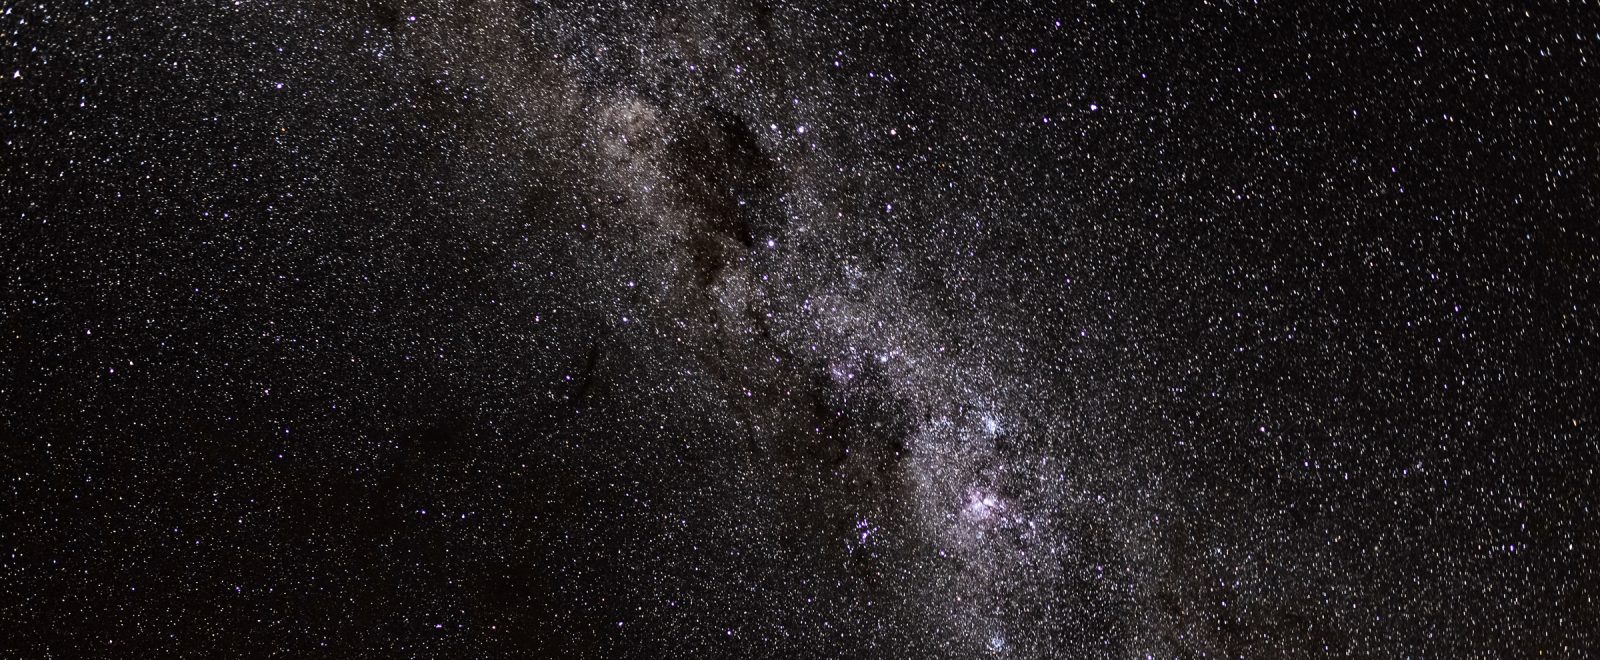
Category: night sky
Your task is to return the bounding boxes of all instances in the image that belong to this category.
[3,1,1597,657]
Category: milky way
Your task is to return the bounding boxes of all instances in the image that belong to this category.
[2,1,1596,657]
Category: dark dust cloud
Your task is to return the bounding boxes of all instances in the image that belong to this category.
[2,1,1597,657]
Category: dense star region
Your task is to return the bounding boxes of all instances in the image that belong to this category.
[2,1,1597,657]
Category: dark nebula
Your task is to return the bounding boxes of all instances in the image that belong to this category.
[2,1,1596,657]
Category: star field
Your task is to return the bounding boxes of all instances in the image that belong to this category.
[2,1,1597,657]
